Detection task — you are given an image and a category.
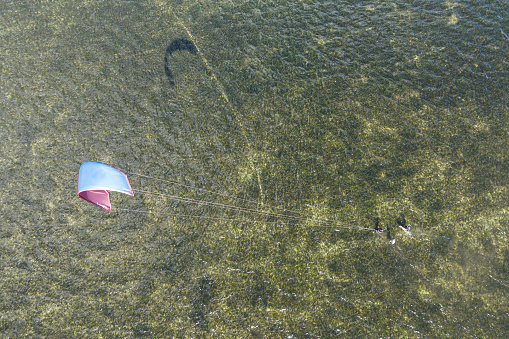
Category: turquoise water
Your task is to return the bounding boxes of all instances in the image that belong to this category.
[0,0,508,337]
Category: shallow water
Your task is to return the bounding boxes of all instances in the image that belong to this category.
[0,0,508,337]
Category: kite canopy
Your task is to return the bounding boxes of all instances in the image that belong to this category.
[78,161,133,211]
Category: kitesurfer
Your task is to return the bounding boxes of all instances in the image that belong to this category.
[371,218,384,234]
[397,214,411,233]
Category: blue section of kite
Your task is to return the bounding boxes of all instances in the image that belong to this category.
[77,161,133,211]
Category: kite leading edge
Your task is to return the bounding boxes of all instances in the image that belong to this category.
[77,161,133,211]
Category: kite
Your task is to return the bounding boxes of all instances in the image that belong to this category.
[77,161,133,211]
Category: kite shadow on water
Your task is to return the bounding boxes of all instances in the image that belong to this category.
[164,38,197,85]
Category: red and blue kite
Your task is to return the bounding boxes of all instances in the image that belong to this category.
[78,161,133,211]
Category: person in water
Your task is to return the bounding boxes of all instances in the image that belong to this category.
[397,214,411,234]
[372,218,384,233]
[386,225,396,244]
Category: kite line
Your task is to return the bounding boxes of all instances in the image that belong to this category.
[116,170,374,233]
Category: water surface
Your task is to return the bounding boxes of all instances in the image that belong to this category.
[0,0,508,337]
